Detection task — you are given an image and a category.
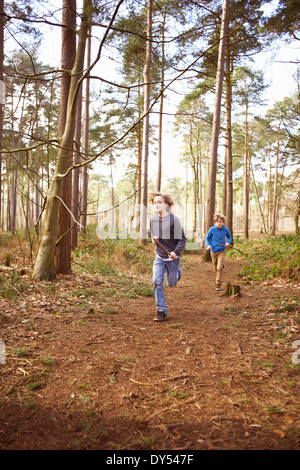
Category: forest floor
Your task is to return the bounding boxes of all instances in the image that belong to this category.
[0,245,299,450]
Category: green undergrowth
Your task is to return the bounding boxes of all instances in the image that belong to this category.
[73,227,154,277]
[72,227,155,297]
[0,226,156,300]
[227,234,300,281]
[0,269,31,299]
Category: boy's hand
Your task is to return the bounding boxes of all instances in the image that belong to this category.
[169,252,177,260]
[225,242,230,247]
[206,245,212,251]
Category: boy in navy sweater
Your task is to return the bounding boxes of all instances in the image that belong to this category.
[205,213,232,291]
[149,192,186,321]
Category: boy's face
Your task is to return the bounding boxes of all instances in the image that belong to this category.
[215,218,224,229]
[154,196,167,213]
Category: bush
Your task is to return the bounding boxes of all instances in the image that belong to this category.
[227,235,300,282]
[74,229,154,276]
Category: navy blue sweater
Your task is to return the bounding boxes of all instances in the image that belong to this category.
[150,213,186,259]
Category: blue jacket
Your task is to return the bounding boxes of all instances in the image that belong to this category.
[205,225,232,253]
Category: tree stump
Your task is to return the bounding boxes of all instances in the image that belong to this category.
[222,283,241,297]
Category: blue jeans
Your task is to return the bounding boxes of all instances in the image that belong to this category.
[152,256,181,314]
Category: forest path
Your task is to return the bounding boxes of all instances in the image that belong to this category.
[0,252,299,450]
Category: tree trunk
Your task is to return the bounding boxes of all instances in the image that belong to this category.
[35,89,42,229]
[0,0,4,227]
[198,154,203,240]
[205,0,229,233]
[270,123,280,236]
[243,101,249,239]
[184,154,188,233]
[189,117,199,233]
[33,0,92,280]
[140,0,152,244]
[203,0,229,260]
[55,0,77,275]
[225,40,233,236]
[157,13,166,192]
[136,80,142,206]
[134,92,142,231]
[295,189,300,234]
[110,161,115,235]
[81,26,91,234]
[71,81,82,250]
[222,152,227,216]
[11,91,25,233]
[26,153,31,230]
[275,152,289,225]
[250,156,267,234]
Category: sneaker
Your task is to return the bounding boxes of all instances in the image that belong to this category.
[215,282,221,291]
[154,310,167,321]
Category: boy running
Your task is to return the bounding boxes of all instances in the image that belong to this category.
[149,192,186,321]
[205,213,232,291]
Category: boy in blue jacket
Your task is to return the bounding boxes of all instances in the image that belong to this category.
[205,213,232,291]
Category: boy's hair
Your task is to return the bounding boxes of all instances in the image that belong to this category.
[149,192,175,208]
[213,213,226,223]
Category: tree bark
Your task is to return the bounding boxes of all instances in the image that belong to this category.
[198,151,204,240]
[203,0,229,260]
[205,0,229,234]
[250,156,267,234]
[55,0,77,275]
[140,0,152,244]
[71,80,82,250]
[136,80,142,207]
[157,13,166,192]
[222,152,227,216]
[11,92,26,233]
[243,105,249,239]
[0,0,4,228]
[81,26,91,234]
[225,38,233,236]
[270,123,280,236]
[134,86,142,230]
[296,189,300,234]
[34,85,43,231]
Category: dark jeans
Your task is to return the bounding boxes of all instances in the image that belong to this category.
[152,256,181,313]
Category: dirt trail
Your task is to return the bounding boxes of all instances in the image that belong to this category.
[0,252,299,450]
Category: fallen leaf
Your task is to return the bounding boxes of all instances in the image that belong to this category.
[273,429,286,439]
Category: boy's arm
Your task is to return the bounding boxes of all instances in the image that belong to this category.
[205,228,212,249]
[171,215,186,257]
[149,219,157,246]
[226,228,232,245]
[173,229,186,257]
